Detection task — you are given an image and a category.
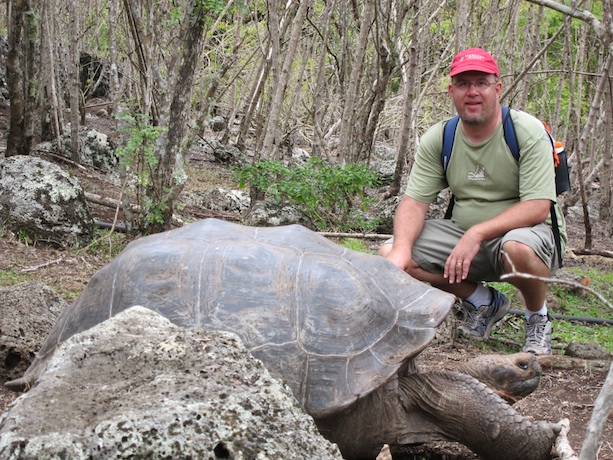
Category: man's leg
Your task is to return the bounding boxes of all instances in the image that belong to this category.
[501,240,550,310]
[501,240,553,355]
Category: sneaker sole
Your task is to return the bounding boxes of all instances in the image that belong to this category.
[522,344,552,355]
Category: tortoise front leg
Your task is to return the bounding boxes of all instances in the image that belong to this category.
[400,370,560,460]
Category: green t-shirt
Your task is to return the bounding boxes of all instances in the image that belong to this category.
[405,109,567,247]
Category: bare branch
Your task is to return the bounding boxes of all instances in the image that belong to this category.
[499,253,613,312]
[523,0,606,39]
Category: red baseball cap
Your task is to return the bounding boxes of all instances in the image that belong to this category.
[450,48,500,78]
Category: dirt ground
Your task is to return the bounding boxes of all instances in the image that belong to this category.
[1,109,612,459]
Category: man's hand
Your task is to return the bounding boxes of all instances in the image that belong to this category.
[385,245,413,273]
[444,227,483,283]
[444,199,551,283]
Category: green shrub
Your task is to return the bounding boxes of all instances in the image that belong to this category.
[235,157,381,231]
[115,112,168,233]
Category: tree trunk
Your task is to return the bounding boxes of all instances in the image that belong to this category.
[337,0,374,164]
[40,1,62,149]
[123,0,158,122]
[148,0,208,232]
[602,73,612,232]
[310,0,334,158]
[387,44,417,198]
[260,0,309,160]
[108,0,122,116]
[67,0,80,162]
[6,0,35,157]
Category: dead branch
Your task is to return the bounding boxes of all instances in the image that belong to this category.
[537,355,610,373]
[33,149,88,170]
[499,254,613,312]
[571,248,613,258]
[554,418,579,460]
[84,191,129,211]
[580,361,613,460]
[21,257,65,272]
[318,231,393,240]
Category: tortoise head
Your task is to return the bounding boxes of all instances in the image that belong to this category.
[456,352,541,404]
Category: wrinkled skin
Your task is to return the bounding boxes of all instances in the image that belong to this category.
[318,353,559,460]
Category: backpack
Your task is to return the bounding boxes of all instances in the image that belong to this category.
[441,106,569,267]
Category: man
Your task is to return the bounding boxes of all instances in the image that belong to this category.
[380,48,566,355]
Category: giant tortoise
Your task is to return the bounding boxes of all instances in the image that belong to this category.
[6,218,560,459]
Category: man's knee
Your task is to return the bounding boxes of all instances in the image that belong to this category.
[502,240,536,260]
[501,240,548,273]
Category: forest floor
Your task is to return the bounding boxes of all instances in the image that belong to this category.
[0,107,612,459]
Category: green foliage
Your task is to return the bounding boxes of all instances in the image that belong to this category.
[115,111,168,233]
[340,238,375,254]
[235,157,381,231]
[85,229,129,258]
[16,228,36,246]
[0,269,31,286]
[485,272,613,353]
[169,6,184,25]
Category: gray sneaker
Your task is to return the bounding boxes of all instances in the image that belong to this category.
[522,314,553,355]
[458,287,511,340]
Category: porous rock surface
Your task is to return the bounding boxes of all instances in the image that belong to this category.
[0,156,93,245]
[0,306,342,460]
[0,282,66,383]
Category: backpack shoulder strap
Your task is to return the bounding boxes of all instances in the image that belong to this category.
[443,107,519,169]
[502,106,564,267]
[442,115,460,173]
[501,106,520,161]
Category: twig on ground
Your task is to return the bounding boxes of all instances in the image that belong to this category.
[572,248,613,258]
[21,257,65,272]
[555,418,579,460]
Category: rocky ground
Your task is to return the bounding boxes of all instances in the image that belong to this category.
[1,107,612,459]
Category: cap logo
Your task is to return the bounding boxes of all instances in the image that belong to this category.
[459,53,487,63]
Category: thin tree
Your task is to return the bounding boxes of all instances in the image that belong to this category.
[67,0,80,162]
[260,0,310,159]
[387,3,418,198]
[6,0,36,157]
[146,0,210,232]
[337,0,375,163]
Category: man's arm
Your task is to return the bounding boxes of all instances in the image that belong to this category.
[384,196,430,272]
[466,198,550,242]
[445,198,551,283]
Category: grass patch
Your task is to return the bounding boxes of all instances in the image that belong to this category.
[485,267,613,353]
[81,229,130,259]
[0,269,32,286]
[339,237,373,253]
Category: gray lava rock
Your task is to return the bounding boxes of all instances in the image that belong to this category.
[0,307,342,460]
[565,342,611,360]
[0,282,66,383]
[243,201,315,229]
[0,156,93,245]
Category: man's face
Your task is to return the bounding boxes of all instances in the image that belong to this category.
[448,71,502,126]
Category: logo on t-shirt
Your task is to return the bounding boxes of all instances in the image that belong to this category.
[467,164,486,181]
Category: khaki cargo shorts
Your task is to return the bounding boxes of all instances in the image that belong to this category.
[384,219,559,283]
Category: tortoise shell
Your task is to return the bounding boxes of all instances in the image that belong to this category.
[22,219,454,417]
